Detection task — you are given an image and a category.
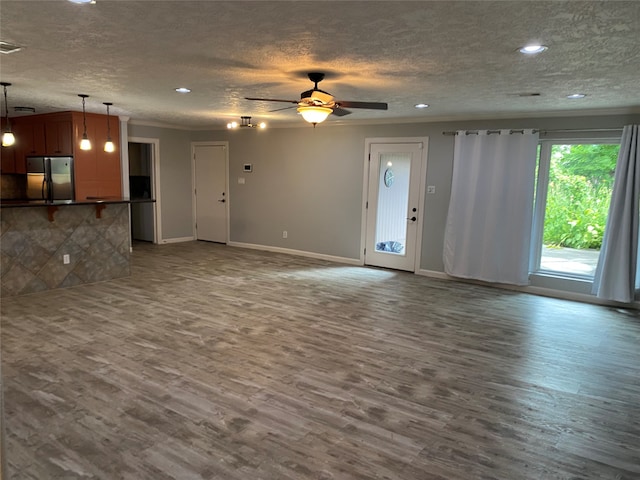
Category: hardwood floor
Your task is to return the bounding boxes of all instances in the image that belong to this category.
[2,241,639,479]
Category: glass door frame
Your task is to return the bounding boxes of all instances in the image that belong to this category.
[361,137,428,272]
[530,137,620,280]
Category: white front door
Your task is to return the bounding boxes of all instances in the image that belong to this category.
[365,142,425,271]
[194,143,228,243]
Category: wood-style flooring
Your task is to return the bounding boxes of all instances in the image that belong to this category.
[2,241,640,479]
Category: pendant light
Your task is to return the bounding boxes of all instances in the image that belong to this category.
[1,82,15,147]
[78,94,91,150]
[103,102,115,152]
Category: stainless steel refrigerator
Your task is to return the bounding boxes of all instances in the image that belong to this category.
[26,156,74,201]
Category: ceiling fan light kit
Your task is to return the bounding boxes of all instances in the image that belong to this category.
[227,116,266,129]
[245,72,388,127]
[297,105,333,125]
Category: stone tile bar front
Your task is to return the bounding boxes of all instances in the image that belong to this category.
[0,200,131,296]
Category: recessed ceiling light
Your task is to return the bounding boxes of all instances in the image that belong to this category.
[68,0,96,4]
[519,45,548,54]
[567,93,586,99]
[415,103,429,109]
[175,87,191,93]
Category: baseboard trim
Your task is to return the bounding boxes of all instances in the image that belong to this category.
[416,269,450,280]
[161,236,195,244]
[417,269,638,309]
[228,241,362,266]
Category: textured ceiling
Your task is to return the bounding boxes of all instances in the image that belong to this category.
[1,0,639,129]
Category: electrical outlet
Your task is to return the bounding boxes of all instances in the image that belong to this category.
[282,230,288,239]
[427,185,436,194]
[63,254,70,264]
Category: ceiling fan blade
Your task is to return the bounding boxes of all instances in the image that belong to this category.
[332,107,352,117]
[245,97,299,104]
[269,105,297,113]
[336,100,388,110]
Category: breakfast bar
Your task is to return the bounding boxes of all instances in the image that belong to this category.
[0,198,145,297]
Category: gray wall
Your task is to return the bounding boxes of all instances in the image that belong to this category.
[136,112,640,275]
[198,113,639,272]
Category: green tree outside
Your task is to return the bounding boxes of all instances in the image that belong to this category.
[543,144,619,250]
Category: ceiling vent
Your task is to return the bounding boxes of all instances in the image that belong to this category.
[0,41,22,54]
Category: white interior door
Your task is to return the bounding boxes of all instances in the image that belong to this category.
[194,144,228,243]
[365,142,424,271]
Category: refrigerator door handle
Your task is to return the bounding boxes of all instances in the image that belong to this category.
[41,176,47,200]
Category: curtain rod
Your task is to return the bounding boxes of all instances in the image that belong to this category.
[442,129,536,136]
[442,127,623,136]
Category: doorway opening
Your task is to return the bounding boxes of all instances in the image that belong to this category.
[128,137,161,244]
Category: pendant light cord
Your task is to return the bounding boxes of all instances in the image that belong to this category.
[3,84,10,129]
[106,103,111,138]
[82,95,88,136]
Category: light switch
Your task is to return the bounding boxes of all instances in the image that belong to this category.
[427,185,436,194]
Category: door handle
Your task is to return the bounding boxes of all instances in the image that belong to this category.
[218,199,226,203]
[406,216,417,222]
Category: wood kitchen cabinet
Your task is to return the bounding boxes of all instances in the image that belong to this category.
[6,118,46,173]
[9,112,73,159]
[44,115,73,155]
[10,114,70,173]
[2,111,122,198]
[0,146,16,173]
[72,111,122,200]
[13,118,46,165]
[2,114,73,173]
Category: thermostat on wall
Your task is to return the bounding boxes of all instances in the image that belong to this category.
[243,164,253,172]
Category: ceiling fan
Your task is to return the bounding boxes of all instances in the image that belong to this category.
[245,72,388,125]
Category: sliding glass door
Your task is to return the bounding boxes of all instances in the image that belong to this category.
[531,141,619,278]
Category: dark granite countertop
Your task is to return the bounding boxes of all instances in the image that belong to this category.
[0,198,155,208]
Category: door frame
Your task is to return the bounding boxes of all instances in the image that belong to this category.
[128,136,162,244]
[361,137,428,272]
[191,141,230,243]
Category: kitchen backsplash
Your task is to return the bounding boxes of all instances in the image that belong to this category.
[1,174,27,200]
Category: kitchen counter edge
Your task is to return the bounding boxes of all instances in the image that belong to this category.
[0,198,156,208]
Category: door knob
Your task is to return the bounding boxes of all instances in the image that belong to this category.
[218,199,226,203]
[407,216,417,222]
